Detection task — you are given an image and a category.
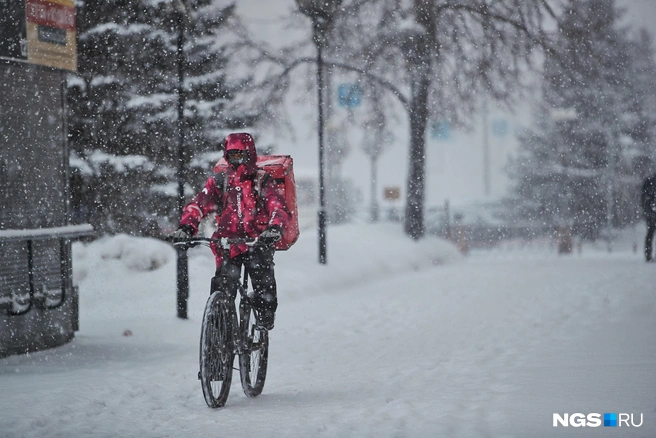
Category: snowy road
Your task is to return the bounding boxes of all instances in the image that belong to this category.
[1,228,655,437]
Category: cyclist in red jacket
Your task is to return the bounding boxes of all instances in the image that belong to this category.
[170,133,290,330]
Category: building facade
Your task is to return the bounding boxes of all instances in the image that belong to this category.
[0,60,89,357]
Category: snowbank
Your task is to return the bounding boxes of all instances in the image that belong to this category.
[74,234,173,284]
[274,222,462,300]
[71,223,462,318]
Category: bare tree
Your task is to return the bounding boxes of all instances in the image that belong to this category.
[226,0,562,240]
[329,0,563,239]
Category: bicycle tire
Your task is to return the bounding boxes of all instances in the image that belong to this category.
[199,291,234,408]
[239,300,269,397]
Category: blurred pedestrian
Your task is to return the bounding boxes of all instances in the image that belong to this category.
[640,172,656,262]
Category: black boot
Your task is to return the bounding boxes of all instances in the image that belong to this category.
[257,307,275,331]
[251,294,277,330]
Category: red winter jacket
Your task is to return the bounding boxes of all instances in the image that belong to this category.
[180,133,290,261]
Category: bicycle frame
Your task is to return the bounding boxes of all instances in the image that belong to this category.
[173,236,261,354]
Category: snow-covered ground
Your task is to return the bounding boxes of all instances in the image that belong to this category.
[1,223,655,437]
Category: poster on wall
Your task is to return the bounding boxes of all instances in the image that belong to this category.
[26,0,77,71]
[0,0,76,71]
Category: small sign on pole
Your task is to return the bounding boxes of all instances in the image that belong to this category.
[26,0,77,71]
[383,187,400,201]
[491,119,508,137]
[338,84,362,108]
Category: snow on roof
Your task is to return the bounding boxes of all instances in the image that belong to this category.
[0,224,94,240]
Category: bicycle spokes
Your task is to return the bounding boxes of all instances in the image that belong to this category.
[239,304,268,397]
[209,311,227,381]
[200,294,234,408]
[248,312,262,384]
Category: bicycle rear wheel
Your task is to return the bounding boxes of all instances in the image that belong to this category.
[199,292,234,408]
[239,300,269,397]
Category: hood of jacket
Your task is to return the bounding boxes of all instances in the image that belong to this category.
[223,132,258,175]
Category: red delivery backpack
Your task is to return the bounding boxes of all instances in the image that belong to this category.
[214,155,299,251]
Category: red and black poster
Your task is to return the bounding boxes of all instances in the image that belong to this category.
[0,0,76,71]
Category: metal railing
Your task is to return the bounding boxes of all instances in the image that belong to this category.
[0,224,94,317]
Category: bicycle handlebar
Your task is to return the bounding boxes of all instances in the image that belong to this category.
[167,236,260,250]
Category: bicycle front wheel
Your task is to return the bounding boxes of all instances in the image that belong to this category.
[199,292,234,408]
[239,301,269,397]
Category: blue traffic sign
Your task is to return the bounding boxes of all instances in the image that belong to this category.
[431,120,450,140]
[338,84,362,108]
[491,119,508,137]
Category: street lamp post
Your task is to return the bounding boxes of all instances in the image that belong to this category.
[316,31,327,264]
[370,154,379,222]
[174,0,189,319]
[605,129,616,253]
[550,107,577,255]
[362,119,389,224]
[296,0,342,265]
[482,98,490,197]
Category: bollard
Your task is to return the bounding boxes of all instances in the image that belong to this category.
[557,226,573,254]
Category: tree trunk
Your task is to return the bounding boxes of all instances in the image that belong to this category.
[404,65,430,240]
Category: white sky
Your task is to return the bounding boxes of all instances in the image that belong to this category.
[620,0,656,34]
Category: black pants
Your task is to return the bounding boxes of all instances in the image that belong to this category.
[212,245,278,312]
[646,221,656,261]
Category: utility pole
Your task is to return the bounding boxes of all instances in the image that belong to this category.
[296,0,343,265]
[325,60,334,187]
[316,31,327,264]
[175,0,189,319]
[370,155,378,222]
[550,107,578,255]
[606,130,615,253]
[482,99,490,197]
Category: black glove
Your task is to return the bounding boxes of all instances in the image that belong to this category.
[259,225,282,245]
[167,225,194,242]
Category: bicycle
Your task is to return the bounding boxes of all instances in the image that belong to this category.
[171,236,270,408]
